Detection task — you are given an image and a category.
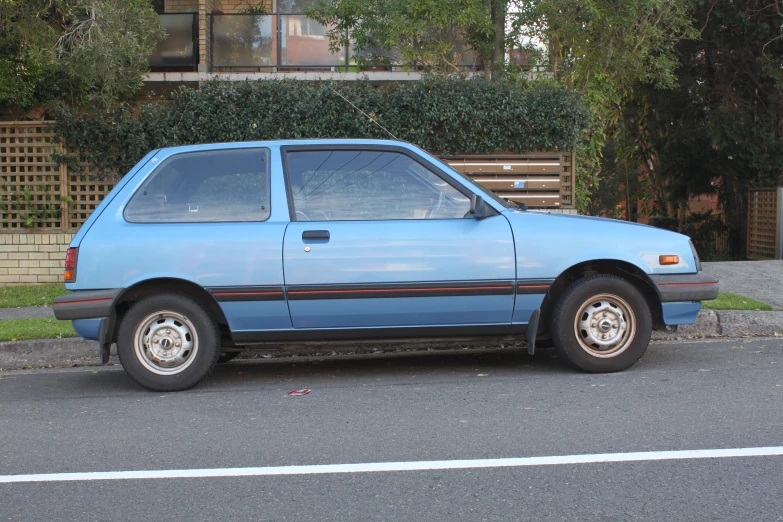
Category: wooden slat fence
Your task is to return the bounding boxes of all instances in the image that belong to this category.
[446,152,575,208]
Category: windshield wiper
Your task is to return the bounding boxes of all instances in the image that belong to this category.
[509,199,528,211]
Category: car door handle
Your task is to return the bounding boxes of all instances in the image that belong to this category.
[302,230,330,240]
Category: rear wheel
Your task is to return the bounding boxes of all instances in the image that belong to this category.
[117,293,220,391]
[551,275,652,373]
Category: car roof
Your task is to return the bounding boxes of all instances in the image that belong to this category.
[154,139,420,157]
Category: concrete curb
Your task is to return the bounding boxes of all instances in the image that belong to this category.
[1,310,781,371]
[0,338,104,370]
[651,310,783,339]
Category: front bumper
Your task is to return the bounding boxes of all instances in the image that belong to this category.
[53,289,121,320]
[72,318,103,340]
[649,273,719,302]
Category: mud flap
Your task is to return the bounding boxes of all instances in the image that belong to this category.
[526,308,540,356]
[97,316,114,365]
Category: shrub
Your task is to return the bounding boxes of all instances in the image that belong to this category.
[52,76,589,176]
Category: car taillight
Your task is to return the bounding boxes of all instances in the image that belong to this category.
[64,247,78,283]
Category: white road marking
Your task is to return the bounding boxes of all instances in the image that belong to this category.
[2,447,782,484]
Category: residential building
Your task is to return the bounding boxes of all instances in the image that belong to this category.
[147,0,482,83]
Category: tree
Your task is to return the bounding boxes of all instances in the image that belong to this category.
[512,0,699,213]
[306,0,504,73]
[0,0,164,112]
[530,0,782,257]
[511,0,696,93]
[0,0,63,112]
[631,0,783,254]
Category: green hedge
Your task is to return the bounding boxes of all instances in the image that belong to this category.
[52,76,589,175]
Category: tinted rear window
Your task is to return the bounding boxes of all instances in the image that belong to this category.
[124,148,271,223]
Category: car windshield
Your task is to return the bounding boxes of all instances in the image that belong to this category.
[417,149,517,210]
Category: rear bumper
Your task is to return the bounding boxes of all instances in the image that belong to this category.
[53,289,121,320]
[649,273,719,302]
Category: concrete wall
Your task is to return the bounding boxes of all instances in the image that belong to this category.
[0,234,72,285]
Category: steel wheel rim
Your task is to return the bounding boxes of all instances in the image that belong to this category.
[134,311,199,376]
[573,293,636,358]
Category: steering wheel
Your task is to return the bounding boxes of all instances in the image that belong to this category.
[295,210,311,222]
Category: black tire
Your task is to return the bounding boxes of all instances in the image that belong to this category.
[534,335,554,349]
[217,351,242,364]
[117,293,220,392]
[551,274,652,373]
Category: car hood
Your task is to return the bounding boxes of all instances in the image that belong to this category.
[500,209,697,276]
[505,209,656,227]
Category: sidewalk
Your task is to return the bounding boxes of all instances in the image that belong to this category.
[702,260,783,310]
[0,306,54,320]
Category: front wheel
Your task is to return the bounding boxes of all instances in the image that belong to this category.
[117,293,220,391]
[551,275,652,373]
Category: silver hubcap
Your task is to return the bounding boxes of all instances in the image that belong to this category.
[134,311,198,375]
[574,293,636,358]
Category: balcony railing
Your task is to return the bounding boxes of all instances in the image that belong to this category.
[209,13,482,72]
[149,12,482,73]
[150,13,198,71]
[211,13,348,70]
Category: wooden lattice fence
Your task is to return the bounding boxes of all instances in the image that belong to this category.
[0,121,118,232]
[747,188,783,260]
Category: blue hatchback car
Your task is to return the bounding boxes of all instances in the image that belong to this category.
[53,140,718,391]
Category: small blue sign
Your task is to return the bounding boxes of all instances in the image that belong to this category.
[514,181,526,188]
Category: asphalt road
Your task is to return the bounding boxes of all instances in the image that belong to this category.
[1,337,782,521]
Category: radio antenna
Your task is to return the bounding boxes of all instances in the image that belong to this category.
[328,86,399,141]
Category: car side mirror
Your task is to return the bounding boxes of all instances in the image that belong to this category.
[469,194,489,219]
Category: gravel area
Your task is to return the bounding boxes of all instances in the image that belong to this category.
[702,260,783,310]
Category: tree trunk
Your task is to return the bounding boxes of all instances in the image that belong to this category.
[548,36,559,78]
[489,0,506,78]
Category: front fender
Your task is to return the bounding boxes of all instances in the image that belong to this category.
[505,211,698,279]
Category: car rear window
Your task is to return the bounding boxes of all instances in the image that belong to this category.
[124,148,271,223]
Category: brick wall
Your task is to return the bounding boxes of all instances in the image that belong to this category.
[220,0,244,12]
[165,0,198,12]
[198,0,224,69]
[0,234,72,285]
[220,0,274,12]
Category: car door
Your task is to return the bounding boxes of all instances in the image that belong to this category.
[281,145,516,330]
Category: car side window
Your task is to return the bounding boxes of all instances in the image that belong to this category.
[124,148,271,223]
[285,150,471,221]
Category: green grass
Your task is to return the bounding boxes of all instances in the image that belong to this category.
[0,284,68,308]
[0,318,76,342]
[702,292,774,311]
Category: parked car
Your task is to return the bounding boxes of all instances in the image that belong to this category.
[53,140,718,391]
